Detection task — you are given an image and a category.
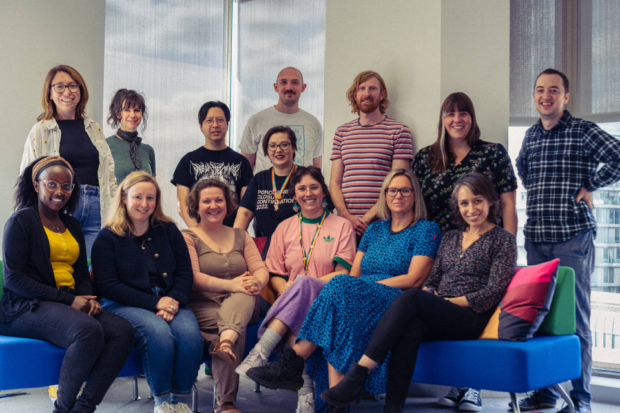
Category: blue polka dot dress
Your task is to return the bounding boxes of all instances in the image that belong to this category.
[297,219,442,412]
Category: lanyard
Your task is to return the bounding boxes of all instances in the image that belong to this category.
[298,210,327,272]
[272,165,295,211]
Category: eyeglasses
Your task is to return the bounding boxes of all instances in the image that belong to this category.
[268,142,291,152]
[296,184,321,193]
[386,188,413,197]
[51,83,80,93]
[39,180,75,193]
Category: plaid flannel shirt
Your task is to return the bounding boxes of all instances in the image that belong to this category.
[516,111,620,243]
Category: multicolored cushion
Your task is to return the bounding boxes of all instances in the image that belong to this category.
[479,259,559,341]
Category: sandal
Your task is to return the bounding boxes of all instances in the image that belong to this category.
[211,339,236,365]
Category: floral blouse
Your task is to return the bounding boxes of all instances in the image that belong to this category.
[412,139,517,233]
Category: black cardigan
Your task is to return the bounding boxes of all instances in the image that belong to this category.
[92,221,193,311]
[1,206,92,323]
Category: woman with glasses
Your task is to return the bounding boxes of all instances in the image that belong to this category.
[0,156,134,413]
[106,88,156,183]
[247,169,442,413]
[21,65,117,258]
[235,166,356,413]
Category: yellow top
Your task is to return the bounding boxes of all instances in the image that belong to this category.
[44,226,79,289]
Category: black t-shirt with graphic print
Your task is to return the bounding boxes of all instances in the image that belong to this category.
[171,146,253,227]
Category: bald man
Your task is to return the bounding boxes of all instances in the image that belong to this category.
[239,67,323,173]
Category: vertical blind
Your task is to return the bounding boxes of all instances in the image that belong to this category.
[590,0,620,115]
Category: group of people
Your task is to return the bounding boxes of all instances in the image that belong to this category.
[0,61,617,413]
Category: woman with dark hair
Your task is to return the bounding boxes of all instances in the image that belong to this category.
[182,178,269,413]
[21,65,117,258]
[234,125,299,258]
[236,166,356,413]
[247,169,442,413]
[93,171,203,413]
[106,88,156,183]
[0,156,134,413]
[319,172,517,413]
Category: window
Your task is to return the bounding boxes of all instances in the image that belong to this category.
[604,268,615,284]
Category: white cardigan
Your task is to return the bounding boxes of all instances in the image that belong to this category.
[20,117,117,222]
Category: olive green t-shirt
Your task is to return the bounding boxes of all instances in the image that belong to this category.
[106,136,156,183]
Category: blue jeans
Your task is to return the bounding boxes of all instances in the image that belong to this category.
[102,295,203,397]
[72,185,101,259]
[525,230,594,404]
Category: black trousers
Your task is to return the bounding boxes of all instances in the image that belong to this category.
[364,289,493,407]
[0,301,135,413]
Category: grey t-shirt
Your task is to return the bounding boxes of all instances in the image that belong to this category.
[106,136,156,183]
[238,106,323,173]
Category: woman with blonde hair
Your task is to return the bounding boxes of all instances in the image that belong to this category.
[21,65,117,258]
[92,171,203,413]
[248,169,442,413]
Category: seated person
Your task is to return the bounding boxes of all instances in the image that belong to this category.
[319,172,518,413]
[247,169,442,413]
[236,166,356,412]
[93,171,203,413]
[0,156,134,413]
[182,178,269,413]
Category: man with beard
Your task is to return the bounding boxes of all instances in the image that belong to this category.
[239,67,323,173]
[330,70,414,237]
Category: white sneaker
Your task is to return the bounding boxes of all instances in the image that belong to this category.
[296,391,315,413]
[235,343,269,378]
[173,403,193,413]
[154,402,175,413]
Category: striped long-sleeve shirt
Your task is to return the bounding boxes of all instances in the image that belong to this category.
[330,116,413,216]
[516,110,620,243]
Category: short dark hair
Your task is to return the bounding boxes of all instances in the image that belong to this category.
[450,172,501,228]
[15,157,81,215]
[289,166,334,212]
[198,101,231,125]
[535,68,570,94]
[106,89,148,131]
[262,126,298,156]
[186,178,237,223]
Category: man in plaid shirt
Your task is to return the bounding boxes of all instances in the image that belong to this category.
[514,69,620,413]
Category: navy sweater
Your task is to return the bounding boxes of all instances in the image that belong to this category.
[92,221,193,311]
[1,207,92,323]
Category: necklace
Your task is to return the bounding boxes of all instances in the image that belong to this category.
[389,218,416,234]
[40,211,61,232]
[298,210,327,272]
[272,165,295,211]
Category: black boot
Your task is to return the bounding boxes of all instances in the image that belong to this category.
[246,343,304,390]
[320,362,370,407]
[383,403,405,413]
[327,404,350,413]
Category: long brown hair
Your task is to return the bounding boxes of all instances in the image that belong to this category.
[427,92,480,173]
[38,65,89,121]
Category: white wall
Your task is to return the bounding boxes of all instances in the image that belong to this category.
[0,0,105,254]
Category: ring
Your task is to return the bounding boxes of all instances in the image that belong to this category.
[170,305,174,310]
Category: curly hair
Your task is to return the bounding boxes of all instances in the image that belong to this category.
[450,172,501,228]
[38,65,89,121]
[187,179,238,223]
[15,157,81,214]
[289,166,334,212]
[106,89,148,131]
[346,70,390,115]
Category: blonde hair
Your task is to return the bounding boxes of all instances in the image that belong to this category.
[346,70,390,115]
[38,65,89,121]
[105,171,173,237]
[376,169,427,222]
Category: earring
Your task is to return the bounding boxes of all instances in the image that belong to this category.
[321,199,329,210]
[293,201,300,213]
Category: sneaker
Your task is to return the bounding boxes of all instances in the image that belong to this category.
[558,398,591,413]
[508,391,556,411]
[173,403,193,413]
[204,363,213,377]
[235,344,269,379]
[48,385,82,402]
[459,388,482,412]
[297,391,316,413]
[246,343,304,391]
[438,387,467,408]
[154,402,175,413]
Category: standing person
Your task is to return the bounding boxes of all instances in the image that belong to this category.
[1,156,134,413]
[234,126,299,259]
[93,172,203,413]
[172,101,253,228]
[330,70,414,238]
[319,172,517,413]
[239,67,323,173]
[106,88,156,183]
[182,178,269,413]
[513,69,620,413]
[21,65,117,258]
